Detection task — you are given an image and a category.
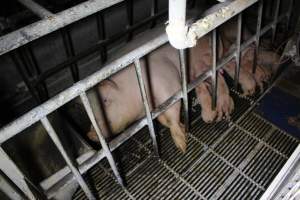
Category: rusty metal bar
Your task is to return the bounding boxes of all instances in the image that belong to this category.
[41,117,96,200]
[0,147,37,200]
[179,49,189,132]
[234,13,242,89]
[211,29,217,110]
[134,59,159,156]
[17,0,54,19]
[79,92,124,186]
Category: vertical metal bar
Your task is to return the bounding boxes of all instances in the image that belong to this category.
[61,29,79,82]
[150,0,158,28]
[26,46,49,101]
[134,59,159,156]
[286,0,294,31]
[11,52,41,104]
[40,117,95,200]
[79,92,125,186]
[272,0,281,43]
[96,12,107,63]
[179,49,189,132]
[0,147,37,200]
[235,13,242,88]
[126,0,134,41]
[253,0,263,74]
[211,29,218,110]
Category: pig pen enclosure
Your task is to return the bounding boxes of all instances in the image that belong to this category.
[1,0,300,199]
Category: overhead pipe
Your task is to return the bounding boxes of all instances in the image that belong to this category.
[166,0,258,49]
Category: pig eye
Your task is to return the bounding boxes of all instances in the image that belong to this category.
[103,98,111,105]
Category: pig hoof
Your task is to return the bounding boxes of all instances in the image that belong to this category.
[170,123,187,153]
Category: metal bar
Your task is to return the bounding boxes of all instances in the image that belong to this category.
[234,13,242,89]
[260,144,300,200]
[35,10,167,84]
[61,29,79,82]
[126,0,134,41]
[211,29,217,110]
[0,33,168,144]
[79,92,124,186]
[272,0,281,43]
[286,0,294,31]
[0,0,126,56]
[96,12,107,63]
[40,117,96,200]
[179,49,189,132]
[150,0,158,28]
[134,59,159,156]
[0,147,37,200]
[253,0,263,74]
[17,0,54,19]
[11,52,42,103]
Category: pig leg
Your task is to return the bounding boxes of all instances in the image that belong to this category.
[195,82,217,123]
[157,102,187,153]
[216,72,234,121]
[224,60,256,96]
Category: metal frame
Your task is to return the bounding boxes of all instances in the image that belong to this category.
[0,0,296,199]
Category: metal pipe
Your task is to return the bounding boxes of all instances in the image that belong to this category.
[211,29,217,110]
[167,0,258,50]
[179,49,189,132]
[0,33,168,144]
[0,0,125,56]
[79,92,124,186]
[272,0,281,43]
[234,13,242,89]
[260,144,300,200]
[40,117,96,200]
[286,0,294,31]
[17,0,54,19]
[253,0,263,74]
[134,59,159,156]
[0,147,37,200]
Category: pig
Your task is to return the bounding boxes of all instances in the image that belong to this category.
[189,34,234,122]
[87,44,187,152]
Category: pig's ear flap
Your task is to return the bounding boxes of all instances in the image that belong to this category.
[99,79,119,90]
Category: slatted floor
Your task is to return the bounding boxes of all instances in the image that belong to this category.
[73,88,299,200]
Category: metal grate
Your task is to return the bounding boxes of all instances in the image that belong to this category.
[73,87,299,200]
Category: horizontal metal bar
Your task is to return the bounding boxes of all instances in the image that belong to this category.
[17,0,54,19]
[41,117,95,200]
[0,33,168,144]
[0,0,126,56]
[35,9,167,84]
[2,6,290,199]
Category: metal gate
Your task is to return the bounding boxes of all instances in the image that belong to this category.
[0,0,298,199]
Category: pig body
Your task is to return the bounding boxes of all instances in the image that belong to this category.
[189,34,234,122]
[88,44,187,152]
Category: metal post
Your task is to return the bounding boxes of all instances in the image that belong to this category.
[17,0,54,19]
[134,59,159,156]
[179,49,189,132]
[272,0,281,43]
[235,13,242,88]
[253,0,263,74]
[96,12,107,63]
[40,117,96,200]
[286,0,294,31]
[0,147,37,200]
[79,92,125,186]
[150,0,158,28]
[211,29,218,110]
[126,0,134,41]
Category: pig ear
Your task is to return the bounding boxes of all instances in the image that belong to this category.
[100,79,119,90]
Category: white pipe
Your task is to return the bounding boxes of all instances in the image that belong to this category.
[166,0,194,49]
[166,0,258,49]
